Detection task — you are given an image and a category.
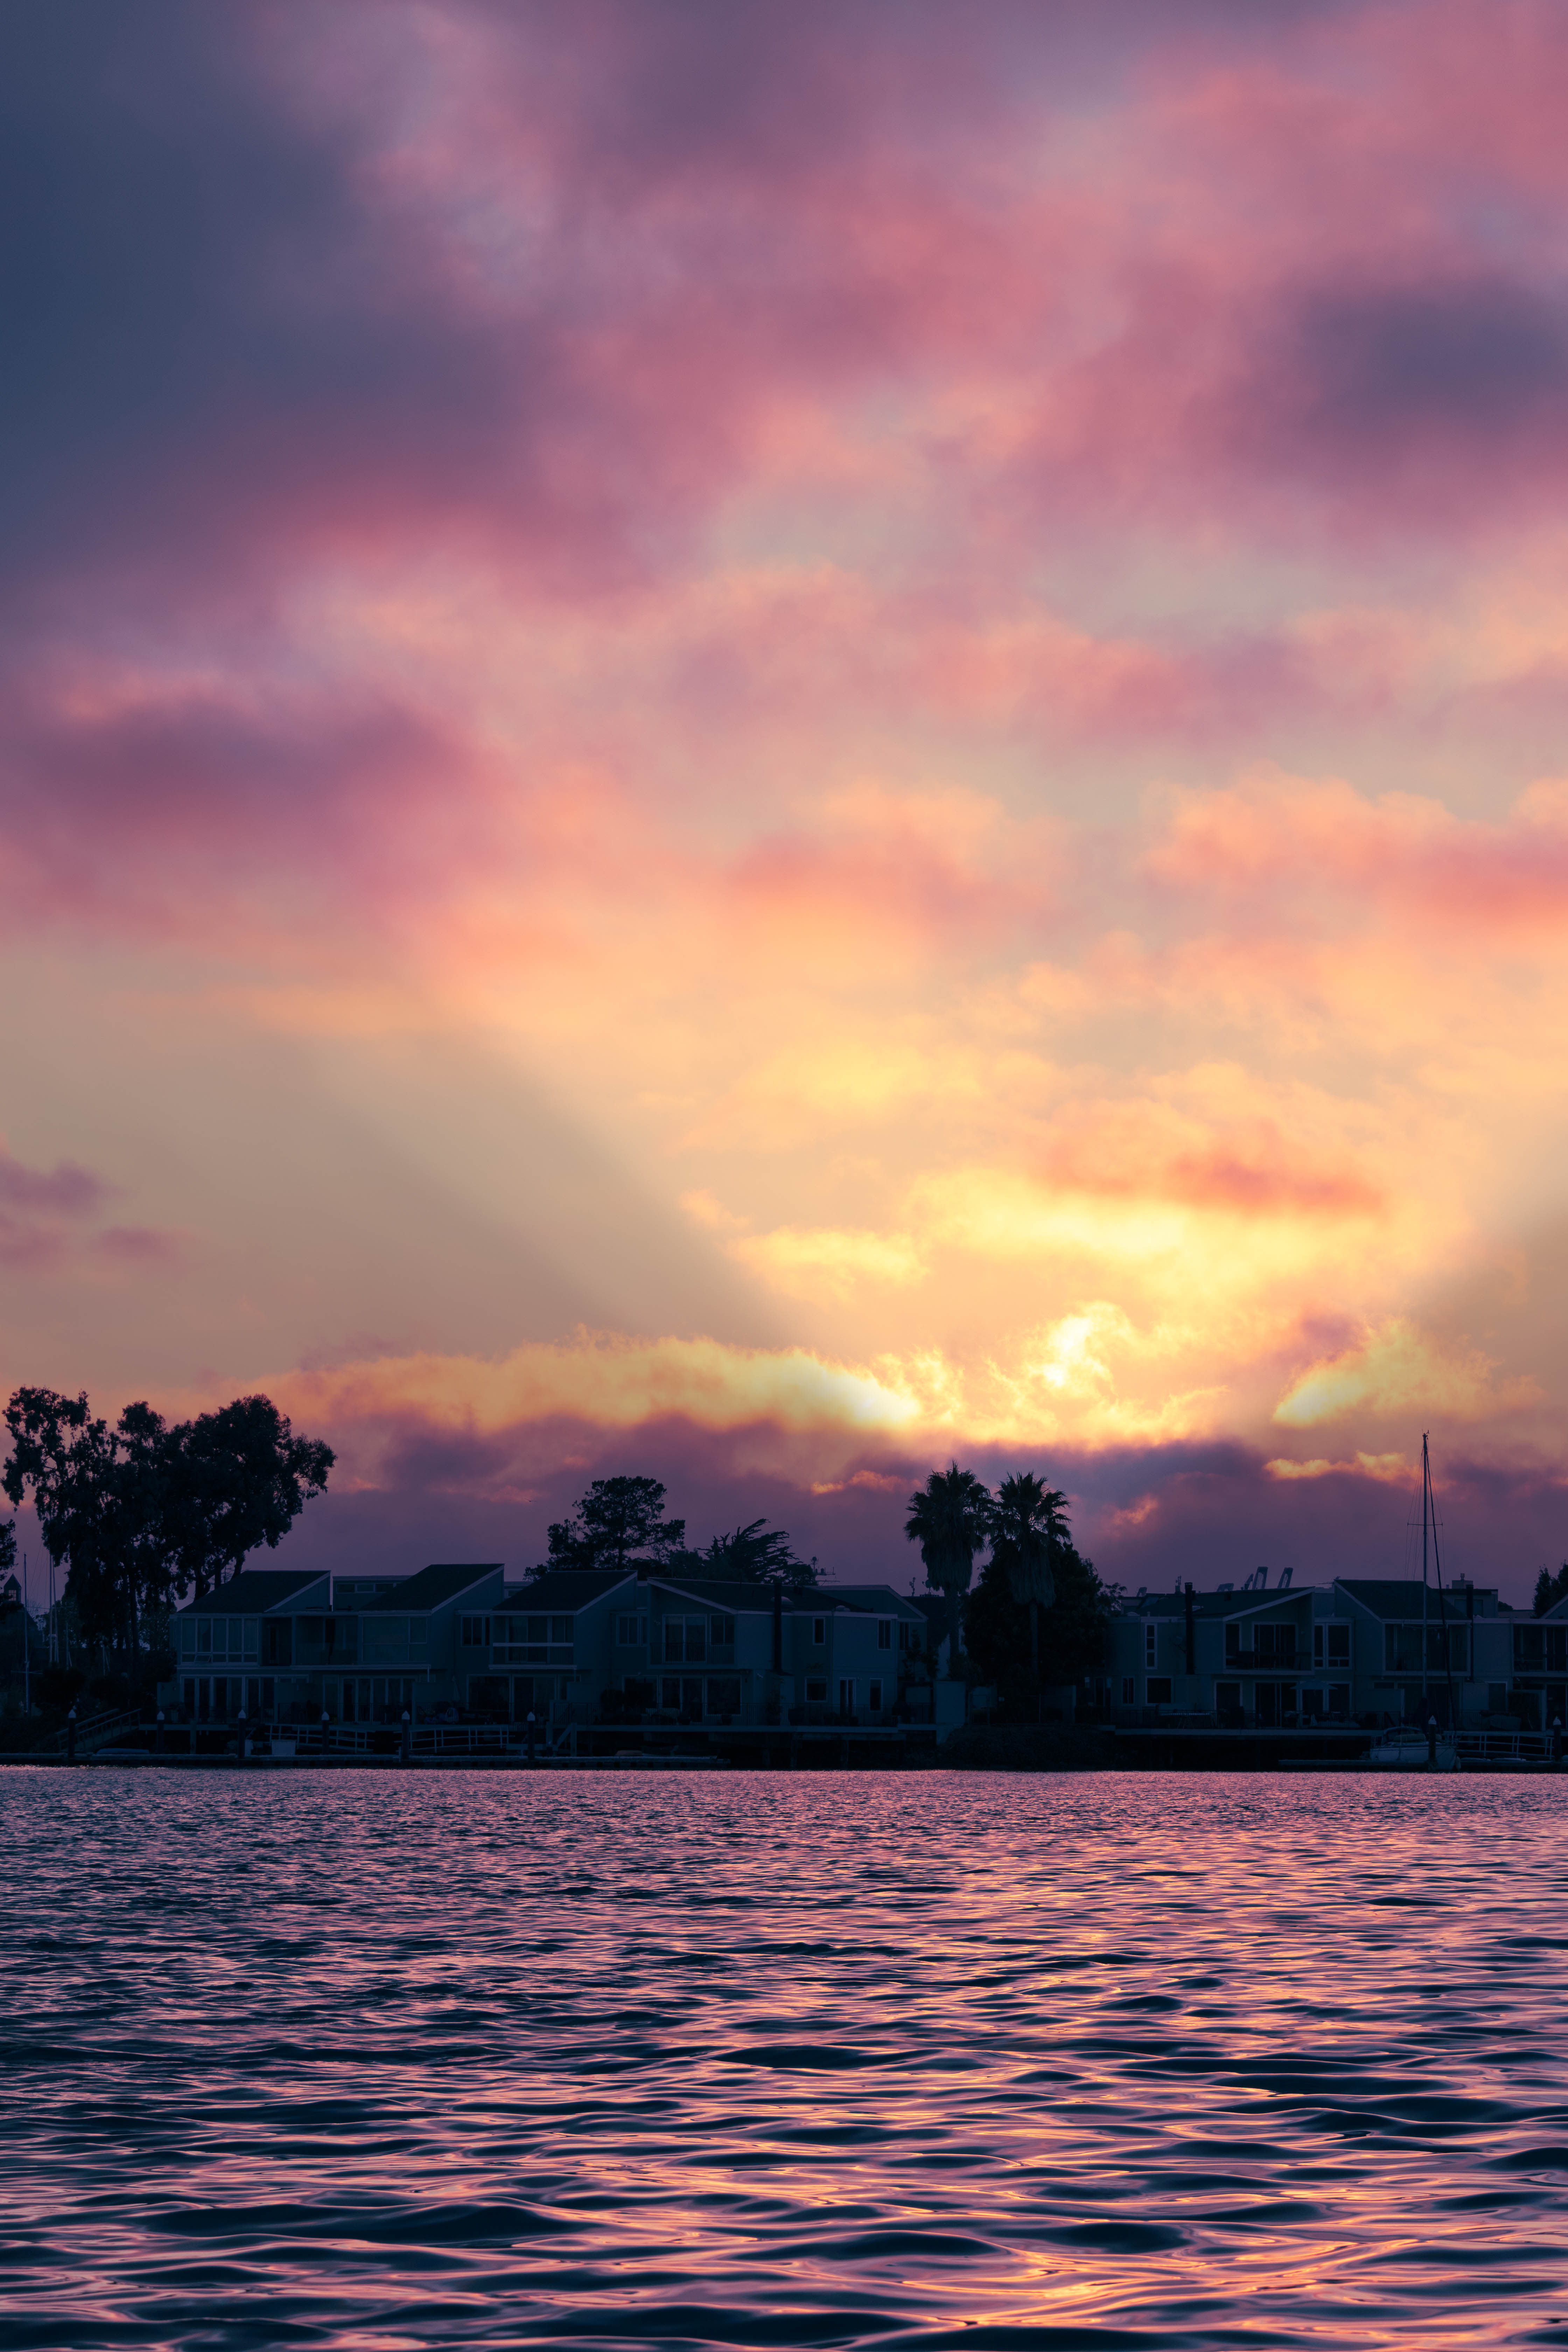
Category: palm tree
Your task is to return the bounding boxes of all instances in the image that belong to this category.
[991,1472,1069,1684]
[905,1464,992,1674]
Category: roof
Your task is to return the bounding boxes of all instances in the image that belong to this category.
[644,1574,784,1612]
[497,1569,634,1612]
[358,1561,503,1612]
[1125,1587,1319,1620]
[813,1583,927,1618]
[178,1569,326,1617]
[1335,1578,1470,1622]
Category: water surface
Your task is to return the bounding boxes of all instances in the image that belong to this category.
[3,1770,1567,2348]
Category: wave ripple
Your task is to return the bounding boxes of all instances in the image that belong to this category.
[3,1770,1567,2348]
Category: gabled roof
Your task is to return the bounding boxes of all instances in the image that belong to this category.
[814,1583,927,1618]
[178,1569,327,1616]
[1335,1577,1469,1622]
[358,1561,503,1612]
[497,1568,635,1612]
[645,1574,782,1612]
[1126,1587,1320,1620]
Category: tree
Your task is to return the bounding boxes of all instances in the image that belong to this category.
[3,1385,334,1654]
[905,1463,991,1671]
[966,1482,1112,1717]
[1533,1564,1568,1617]
[702,1518,818,1589]
[547,1476,686,1572]
[164,1396,335,1597]
[989,1471,1068,1682]
[3,1388,117,1640]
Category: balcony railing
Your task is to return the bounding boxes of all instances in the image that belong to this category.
[491,1642,574,1667]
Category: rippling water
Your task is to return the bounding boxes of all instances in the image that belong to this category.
[5,1770,1568,2349]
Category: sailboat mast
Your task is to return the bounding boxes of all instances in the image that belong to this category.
[1421,1432,1430,1711]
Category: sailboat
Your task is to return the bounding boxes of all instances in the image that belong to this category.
[1370,1432,1459,1770]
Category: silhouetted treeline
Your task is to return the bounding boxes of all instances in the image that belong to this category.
[2,1387,334,1657]
[906,1461,1113,1708]
[1534,1563,1568,1617]
[542,1476,819,1589]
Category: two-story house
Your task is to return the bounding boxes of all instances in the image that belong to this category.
[476,1566,931,1728]
[167,1562,505,1724]
[1109,1572,1527,1730]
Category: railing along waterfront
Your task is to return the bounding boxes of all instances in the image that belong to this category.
[40,1706,145,1755]
[1455,1728,1554,1764]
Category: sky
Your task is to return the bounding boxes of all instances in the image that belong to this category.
[5,0,1568,1600]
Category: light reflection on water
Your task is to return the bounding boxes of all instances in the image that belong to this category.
[4,1769,1567,2349]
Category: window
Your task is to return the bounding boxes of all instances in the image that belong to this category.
[1215,1680,1241,1712]
[812,1616,826,1645]
[838,1678,854,1716]
[664,1617,707,1664]
[898,1622,914,1652]
[198,1620,213,1657]
[459,1616,491,1648]
[869,1678,883,1712]
[877,1620,892,1650]
[1224,1623,1240,1663]
[1147,1676,1172,1705]
[806,1675,828,1703]
[362,1617,409,1664]
[551,1616,573,1643]
[615,1613,647,1647]
[1121,1676,1135,1705]
[660,1676,682,1710]
[1313,1625,1324,1667]
[263,1619,292,1667]
[1327,1685,1351,1715]
[1390,1625,1470,1674]
[1144,1623,1156,1667]
[1326,1625,1350,1666]
[710,1615,735,1646]
[708,1676,741,1717]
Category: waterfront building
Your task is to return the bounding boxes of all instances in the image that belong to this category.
[1107,1572,1559,1731]
[165,1562,933,1729]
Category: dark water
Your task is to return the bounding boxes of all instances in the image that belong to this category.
[4,1771,1568,2350]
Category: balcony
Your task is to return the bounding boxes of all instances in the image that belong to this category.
[491,1642,574,1667]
